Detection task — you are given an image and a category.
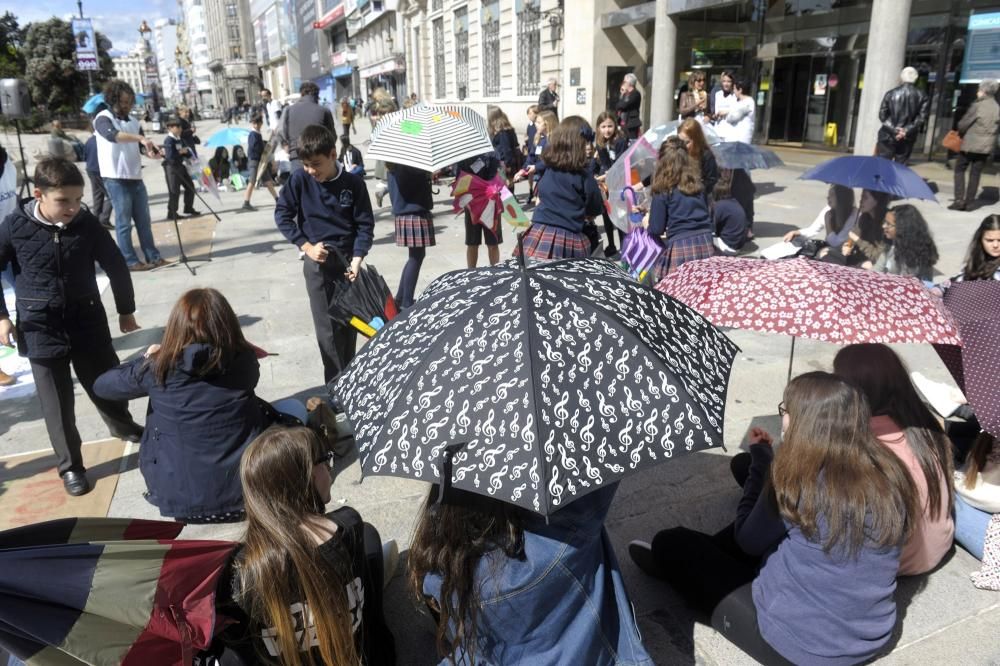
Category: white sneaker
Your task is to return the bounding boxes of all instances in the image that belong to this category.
[381,539,399,589]
[713,235,737,255]
[910,371,965,418]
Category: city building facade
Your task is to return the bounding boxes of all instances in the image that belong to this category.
[180,0,217,109]
[111,51,146,95]
[204,0,260,109]
[398,0,561,122]
[348,0,406,102]
[154,18,180,104]
[251,0,299,99]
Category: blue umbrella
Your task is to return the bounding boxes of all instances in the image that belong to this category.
[799,155,937,202]
[204,127,250,149]
[81,92,145,115]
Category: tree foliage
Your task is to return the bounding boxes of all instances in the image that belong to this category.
[22,18,115,115]
[0,11,25,79]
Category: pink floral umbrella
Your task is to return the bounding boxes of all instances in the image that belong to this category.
[656,256,961,378]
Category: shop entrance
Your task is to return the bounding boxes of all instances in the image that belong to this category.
[769,56,810,142]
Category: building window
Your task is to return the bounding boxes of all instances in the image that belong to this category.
[228,24,240,41]
[230,45,242,59]
[481,0,500,97]
[431,0,442,11]
[454,7,469,100]
[226,1,238,17]
[516,0,540,96]
[433,17,445,99]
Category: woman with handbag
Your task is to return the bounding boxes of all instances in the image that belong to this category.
[950,79,1000,211]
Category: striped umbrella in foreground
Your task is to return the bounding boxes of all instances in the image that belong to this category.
[365,104,495,172]
[0,517,235,666]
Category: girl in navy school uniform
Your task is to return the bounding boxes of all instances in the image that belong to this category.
[488,108,522,184]
[594,110,629,256]
[515,116,604,260]
[515,110,557,209]
[388,162,435,308]
[646,136,715,282]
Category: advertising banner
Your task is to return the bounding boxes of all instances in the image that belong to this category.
[961,12,1000,83]
[72,18,99,71]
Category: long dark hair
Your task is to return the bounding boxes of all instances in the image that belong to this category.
[651,137,701,196]
[409,488,528,664]
[856,189,890,246]
[890,204,938,271]
[771,372,919,556]
[152,288,252,385]
[238,427,358,666]
[963,214,1000,280]
[825,184,855,235]
[833,344,953,521]
[963,432,996,489]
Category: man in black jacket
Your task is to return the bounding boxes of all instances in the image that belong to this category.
[876,67,929,165]
[616,73,643,140]
[0,159,144,496]
[279,81,337,171]
[537,78,560,118]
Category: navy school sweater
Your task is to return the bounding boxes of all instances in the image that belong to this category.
[274,167,375,258]
[531,168,604,234]
[647,188,713,242]
[387,164,434,218]
[247,130,264,162]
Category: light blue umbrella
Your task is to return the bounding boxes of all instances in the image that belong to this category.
[204,127,250,149]
[82,92,145,115]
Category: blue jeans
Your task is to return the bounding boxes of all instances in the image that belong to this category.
[271,398,308,425]
[103,178,161,266]
[954,494,991,560]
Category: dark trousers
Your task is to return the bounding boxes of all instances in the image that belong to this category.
[954,151,988,202]
[29,344,142,475]
[731,169,756,228]
[876,137,915,165]
[624,125,640,140]
[303,257,358,384]
[163,162,196,216]
[711,583,794,666]
[86,170,112,225]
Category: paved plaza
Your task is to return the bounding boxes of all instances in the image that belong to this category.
[0,120,998,664]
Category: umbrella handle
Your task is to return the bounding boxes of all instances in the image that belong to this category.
[435,442,468,505]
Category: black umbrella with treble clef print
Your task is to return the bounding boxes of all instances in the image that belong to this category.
[332,256,739,516]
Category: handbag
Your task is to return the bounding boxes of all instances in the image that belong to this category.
[942,129,962,153]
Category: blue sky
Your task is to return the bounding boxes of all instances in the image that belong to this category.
[5,0,178,54]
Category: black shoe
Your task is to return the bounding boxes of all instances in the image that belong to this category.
[628,540,665,579]
[100,221,115,231]
[62,469,91,496]
[948,200,967,211]
[114,429,143,443]
[169,212,189,220]
[184,209,202,216]
[240,201,257,212]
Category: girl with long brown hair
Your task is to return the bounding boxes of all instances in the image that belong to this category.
[953,432,999,561]
[409,482,651,664]
[216,427,396,665]
[515,116,604,259]
[783,184,858,248]
[645,137,714,280]
[833,343,954,574]
[678,118,719,200]
[94,288,307,522]
[959,214,1000,281]
[631,372,919,665]
[594,110,628,255]
[513,110,558,207]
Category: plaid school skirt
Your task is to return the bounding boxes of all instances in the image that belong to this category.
[650,232,714,282]
[514,224,591,260]
[395,215,436,247]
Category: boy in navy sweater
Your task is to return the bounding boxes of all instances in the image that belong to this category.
[274,125,375,385]
[243,115,277,212]
[162,118,200,219]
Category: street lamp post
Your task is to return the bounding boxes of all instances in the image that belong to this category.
[138,20,161,111]
[77,0,95,94]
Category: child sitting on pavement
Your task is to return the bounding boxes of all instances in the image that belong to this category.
[274,124,375,386]
[0,158,144,497]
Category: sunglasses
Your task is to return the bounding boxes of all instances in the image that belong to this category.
[777,401,787,417]
[314,450,335,471]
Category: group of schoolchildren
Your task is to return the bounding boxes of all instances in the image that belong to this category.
[2,81,999,664]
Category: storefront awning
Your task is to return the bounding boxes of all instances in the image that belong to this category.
[314,4,346,29]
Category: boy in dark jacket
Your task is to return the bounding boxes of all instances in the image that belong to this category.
[83,133,113,229]
[162,118,200,220]
[242,115,277,211]
[274,125,374,385]
[0,158,144,496]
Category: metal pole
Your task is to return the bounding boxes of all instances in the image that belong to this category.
[78,0,95,94]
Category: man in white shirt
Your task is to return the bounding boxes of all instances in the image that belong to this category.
[260,88,281,136]
[93,79,168,271]
[715,76,755,144]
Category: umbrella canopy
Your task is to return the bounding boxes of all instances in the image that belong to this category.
[82,92,145,115]
[203,126,250,149]
[332,257,739,516]
[366,104,495,172]
[934,281,1000,437]
[604,137,659,232]
[0,518,235,666]
[328,264,399,337]
[799,155,937,202]
[656,256,960,346]
[710,141,784,170]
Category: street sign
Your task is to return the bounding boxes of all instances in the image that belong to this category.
[72,18,99,72]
